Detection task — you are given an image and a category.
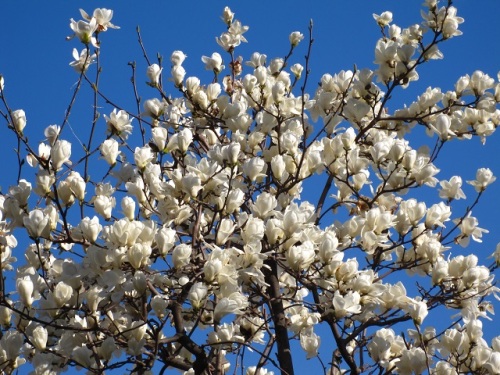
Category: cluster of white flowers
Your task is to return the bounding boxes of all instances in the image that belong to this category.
[0,2,499,375]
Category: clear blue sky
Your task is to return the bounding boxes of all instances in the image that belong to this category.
[1,1,500,373]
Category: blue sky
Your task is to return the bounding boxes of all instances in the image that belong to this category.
[1,1,500,373]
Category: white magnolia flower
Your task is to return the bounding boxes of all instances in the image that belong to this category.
[31,326,48,350]
[155,227,177,256]
[121,196,136,221]
[80,8,119,32]
[439,176,466,201]
[147,63,162,86]
[134,146,155,169]
[406,298,428,325]
[53,282,73,307]
[468,167,496,192]
[11,109,26,134]
[395,347,427,375]
[289,31,304,47]
[150,296,169,319]
[202,53,224,73]
[172,244,192,268]
[17,276,34,307]
[188,282,208,310]
[50,140,72,171]
[69,48,96,72]
[69,18,99,47]
[105,109,133,139]
[213,294,247,322]
[287,241,316,271]
[300,328,321,359]
[94,195,115,220]
[290,63,304,79]
[425,202,451,228]
[454,212,489,247]
[373,11,393,27]
[332,290,362,318]
[170,50,187,66]
[23,209,51,239]
[78,216,102,243]
[100,138,120,165]
[221,6,234,26]
[171,65,186,87]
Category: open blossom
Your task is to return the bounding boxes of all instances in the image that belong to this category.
[93,185,115,220]
[202,52,224,73]
[105,109,133,139]
[80,8,119,32]
[143,98,164,119]
[492,243,500,266]
[76,216,101,243]
[53,281,73,307]
[69,18,99,47]
[432,113,454,140]
[300,328,320,359]
[406,298,428,325]
[69,48,96,72]
[395,348,427,375]
[289,31,304,47]
[425,202,451,228]
[287,241,316,271]
[44,125,60,146]
[332,291,362,318]
[134,146,155,169]
[470,70,495,95]
[166,128,193,153]
[3,4,500,375]
[170,50,187,66]
[454,212,489,247]
[155,227,176,256]
[441,6,464,39]
[290,63,304,79]
[468,167,496,192]
[373,11,393,27]
[216,20,249,51]
[172,244,192,269]
[188,282,208,310]
[439,176,466,200]
[23,209,51,238]
[213,294,248,322]
[67,171,86,201]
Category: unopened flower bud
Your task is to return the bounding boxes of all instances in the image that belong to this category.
[51,140,72,171]
[121,196,136,220]
[147,64,162,86]
[17,277,34,307]
[32,326,48,350]
[12,109,27,134]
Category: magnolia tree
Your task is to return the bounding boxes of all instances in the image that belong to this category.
[0,1,500,374]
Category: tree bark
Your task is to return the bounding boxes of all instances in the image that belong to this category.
[264,258,294,375]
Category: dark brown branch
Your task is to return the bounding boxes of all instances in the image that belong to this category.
[264,258,294,375]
